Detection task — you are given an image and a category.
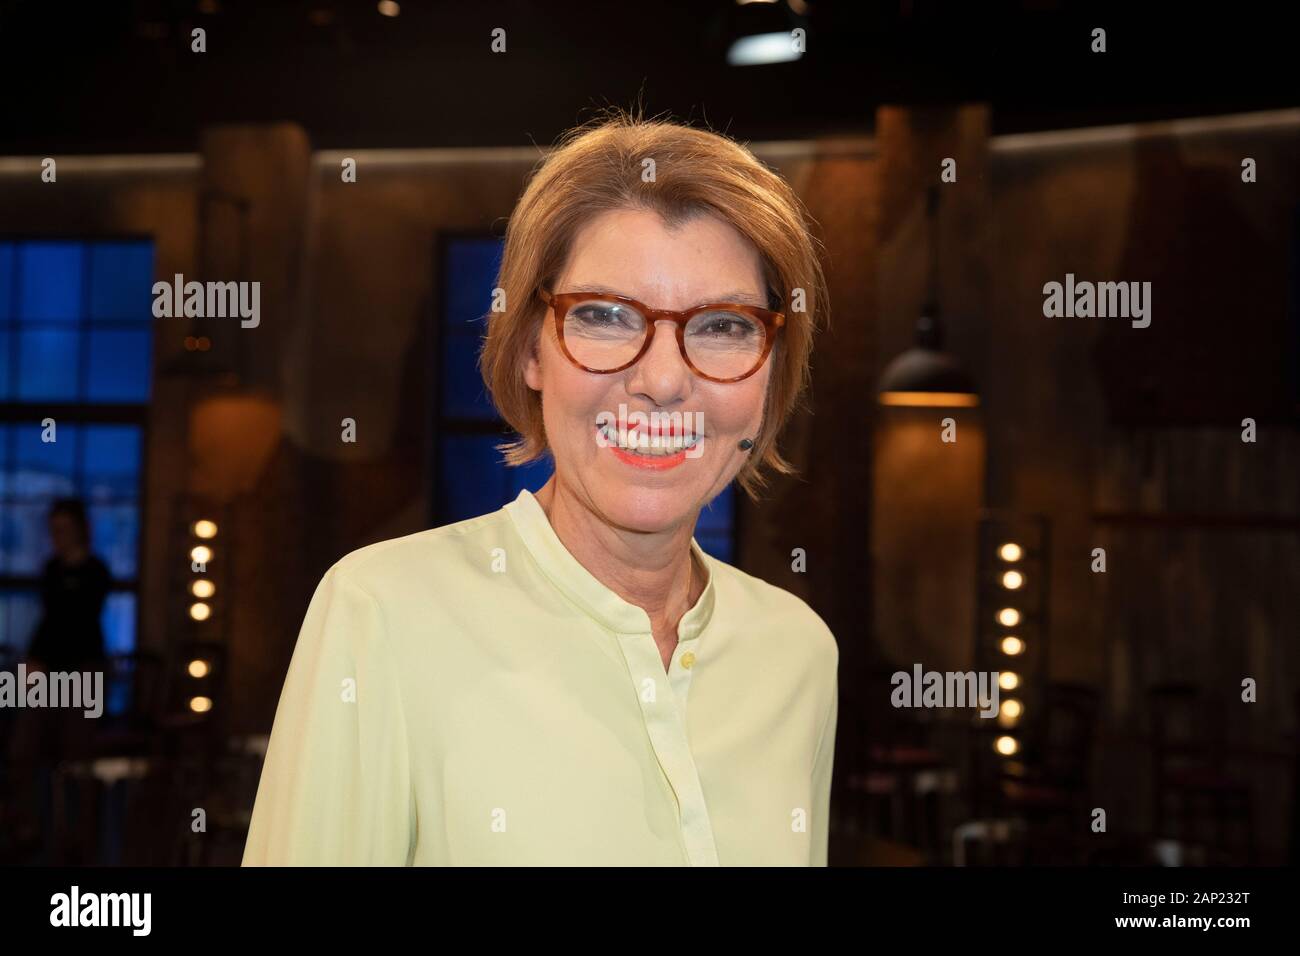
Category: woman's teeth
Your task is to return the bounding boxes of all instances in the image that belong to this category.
[596,422,701,456]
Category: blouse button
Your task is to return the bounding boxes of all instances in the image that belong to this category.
[680,651,696,669]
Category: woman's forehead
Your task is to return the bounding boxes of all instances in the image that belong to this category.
[559,209,767,306]
[560,282,768,309]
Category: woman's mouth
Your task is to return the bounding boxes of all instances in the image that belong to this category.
[594,421,702,470]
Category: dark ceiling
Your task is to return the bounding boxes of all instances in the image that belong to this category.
[1,0,1295,154]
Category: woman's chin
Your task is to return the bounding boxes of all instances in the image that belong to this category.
[595,487,705,534]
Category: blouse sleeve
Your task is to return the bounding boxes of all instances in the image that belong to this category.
[810,667,838,867]
[242,563,414,865]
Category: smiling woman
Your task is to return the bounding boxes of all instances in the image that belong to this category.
[242,109,838,867]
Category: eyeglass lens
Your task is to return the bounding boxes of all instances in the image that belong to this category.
[561,298,767,379]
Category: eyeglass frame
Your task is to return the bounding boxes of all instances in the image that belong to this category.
[538,288,786,384]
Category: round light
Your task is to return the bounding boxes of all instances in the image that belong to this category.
[995,735,1019,755]
[997,699,1022,728]
[190,545,212,564]
[377,0,399,16]
[189,602,211,621]
[1001,699,1023,718]
[193,519,218,539]
[997,607,1021,627]
[191,579,215,599]
[190,696,213,713]
[1000,636,1025,656]
[188,659,210,678]
[998,542,1023,562]
[999,671,1019,690]
[1002,570,1024,590]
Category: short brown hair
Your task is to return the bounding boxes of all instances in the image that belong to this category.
[479,108,828,501]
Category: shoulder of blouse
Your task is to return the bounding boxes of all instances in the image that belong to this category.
[702,553,839,670]
[321,506,512,600]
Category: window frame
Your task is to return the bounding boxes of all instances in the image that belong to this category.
[0,234,155,659]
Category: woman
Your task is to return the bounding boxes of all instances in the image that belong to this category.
[8,498,110,862]
[242,112,837,866]
[25,498,111,675]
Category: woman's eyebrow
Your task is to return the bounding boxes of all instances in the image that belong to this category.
[571,285,767,307]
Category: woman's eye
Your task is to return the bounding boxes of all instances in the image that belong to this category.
[692,313,759,338]
[576,305,628,325]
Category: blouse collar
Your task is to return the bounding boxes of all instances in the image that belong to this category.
[504,488,717,639]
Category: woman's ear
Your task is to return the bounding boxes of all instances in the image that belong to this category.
[522,326,543,391]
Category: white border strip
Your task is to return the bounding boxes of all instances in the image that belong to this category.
[0,109,1289,174]
[990,108,1300,153]
[310,137,876,169]
[0,153,200,175]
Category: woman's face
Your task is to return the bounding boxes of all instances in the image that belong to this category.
[49,511,86,559]
[523,206,773,534]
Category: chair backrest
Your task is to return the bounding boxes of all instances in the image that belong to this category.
[105,650,168,726]
[1041,681,1101,789]
[1147,681,1221,770]
[862,662,935,758]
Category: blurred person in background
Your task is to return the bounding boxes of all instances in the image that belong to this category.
[3,498,111,862]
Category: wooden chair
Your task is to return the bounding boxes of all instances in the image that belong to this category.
[1148,681,1254,863]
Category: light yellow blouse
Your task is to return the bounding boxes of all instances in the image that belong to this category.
[241,488,838,866]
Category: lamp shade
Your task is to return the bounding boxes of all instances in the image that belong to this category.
[878,313,979,407]
[189,393,283,503]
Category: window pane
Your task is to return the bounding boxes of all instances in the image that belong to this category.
[439,434,520,524]
[0,329,11,400]
[103,593,138,718]
[440,331,495,419]
[89,242,154,322]
[0,242,14,319]
[696,485,735,563]
[0,588,42,656]
[87,329,152,402]
[507,452,552,499]
[19,241,83,322]
[83,425,143,500]
[440,237,502,420]
[696,530,733,564]
[18,329,81,400]
[444,238,503,326]
[697,484,734,532]
[103,591,136,656]
[3,502,58,576]
[89,504,138,578]
[13,422,79,499]
[439,434,551,524]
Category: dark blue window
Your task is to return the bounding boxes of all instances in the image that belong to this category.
[440,238,504,422]
[435,236,549,526]
[0,239,153,669]
[695,484,736,565]
[433,235,736,562]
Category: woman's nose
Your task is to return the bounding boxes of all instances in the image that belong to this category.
[627,319,692,401]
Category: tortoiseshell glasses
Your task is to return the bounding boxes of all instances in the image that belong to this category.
[538,289,785,384]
